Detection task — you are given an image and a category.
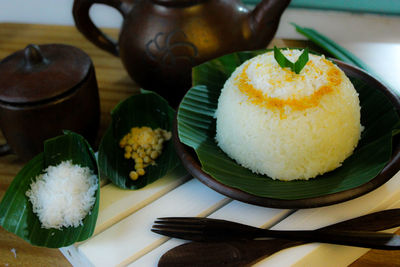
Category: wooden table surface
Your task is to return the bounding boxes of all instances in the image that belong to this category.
[0,23,399,267]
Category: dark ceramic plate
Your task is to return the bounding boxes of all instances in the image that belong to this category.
[174,59,400,209]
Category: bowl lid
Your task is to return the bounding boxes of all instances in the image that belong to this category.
[0,44,91,104]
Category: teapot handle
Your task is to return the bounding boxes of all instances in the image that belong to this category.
[72,0,133,56]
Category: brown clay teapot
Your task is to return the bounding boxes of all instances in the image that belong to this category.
[73,0,290,106]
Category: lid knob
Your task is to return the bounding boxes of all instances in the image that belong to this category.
[23,44,50,70]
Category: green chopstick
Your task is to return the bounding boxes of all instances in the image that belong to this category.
[292,23,400,96]
[291,23,377,77]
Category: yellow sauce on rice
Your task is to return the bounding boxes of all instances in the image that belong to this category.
[215,49,362,181]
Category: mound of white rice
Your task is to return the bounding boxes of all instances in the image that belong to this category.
[26,160,98,229]
[215,49,362,181]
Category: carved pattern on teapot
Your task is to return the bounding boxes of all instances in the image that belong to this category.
[145,29,199,68]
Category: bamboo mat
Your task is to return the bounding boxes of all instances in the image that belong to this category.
[0,23,398,266]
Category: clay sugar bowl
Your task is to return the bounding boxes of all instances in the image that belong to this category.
[0,44,100,161]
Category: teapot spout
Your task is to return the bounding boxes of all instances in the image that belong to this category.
[247,0,291,48]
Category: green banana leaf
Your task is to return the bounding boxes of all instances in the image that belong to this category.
[177,50,400,200]
[98,90,180,189]
[0,131,100,248]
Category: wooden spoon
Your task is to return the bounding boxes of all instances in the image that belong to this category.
[158,209,400,267]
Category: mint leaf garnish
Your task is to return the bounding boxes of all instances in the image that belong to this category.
[274,46,309,74]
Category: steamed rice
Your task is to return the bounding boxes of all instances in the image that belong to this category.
[215,49,362,181]
[26,160,98,229]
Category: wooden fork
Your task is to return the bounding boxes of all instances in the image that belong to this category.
[152,216,400,250]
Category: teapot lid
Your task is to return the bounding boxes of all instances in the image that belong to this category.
[0,44,91,104]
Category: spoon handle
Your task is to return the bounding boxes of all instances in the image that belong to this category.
[320,208,400,231]
[255,229,400,250]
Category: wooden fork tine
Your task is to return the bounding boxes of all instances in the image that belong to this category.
[152,223,203,230]
[156,217,207,223]
[156,217,240,227]
[151,227,202,234]
[154,217,256,234]
[151,228,206,241]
